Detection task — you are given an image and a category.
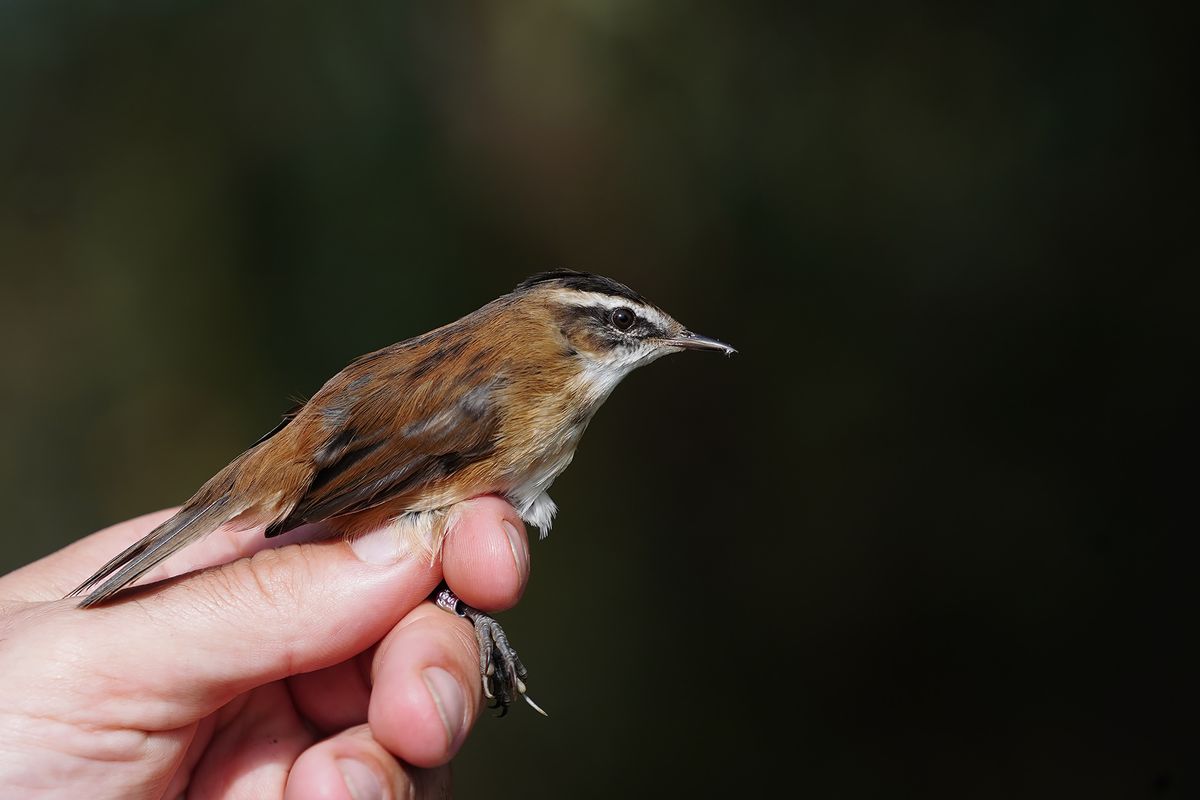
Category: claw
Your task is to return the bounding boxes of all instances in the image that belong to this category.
[523,694,549,717]
[482,676,494,699]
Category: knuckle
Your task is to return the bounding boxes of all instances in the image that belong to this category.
[190,546,312,623]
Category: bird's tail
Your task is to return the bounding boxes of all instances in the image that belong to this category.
[67,495,246,607]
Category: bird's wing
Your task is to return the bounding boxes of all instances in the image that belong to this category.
[264,369,506,537]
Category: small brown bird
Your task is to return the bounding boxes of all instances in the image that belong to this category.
[69,270,734,713]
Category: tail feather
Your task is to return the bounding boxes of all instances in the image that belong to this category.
[68,496,240,607]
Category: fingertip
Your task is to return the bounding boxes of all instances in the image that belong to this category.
[286,724,451,800]
[335,758,383,800]
[287,747,381,800]
[370,604,481,769]
[442,496,529,611]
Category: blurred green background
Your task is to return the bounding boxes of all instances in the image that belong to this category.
[1,2,1194,797]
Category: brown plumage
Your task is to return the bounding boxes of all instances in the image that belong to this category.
[69,270,734,608]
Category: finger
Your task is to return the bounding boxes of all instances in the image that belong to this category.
[285,724,451,800]
[290,601,488,767]
[441,495,530,611]
[369,602,484,768]
[287,651,374,736]
[184,682,313,798]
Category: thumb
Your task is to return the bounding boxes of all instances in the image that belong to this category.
[39,521,451,729]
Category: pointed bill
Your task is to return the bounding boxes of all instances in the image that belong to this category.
[663,331,737,355]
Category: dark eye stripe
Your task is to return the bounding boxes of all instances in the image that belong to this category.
[556,303,667,342]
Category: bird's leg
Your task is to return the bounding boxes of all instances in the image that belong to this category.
[433,585,547,717]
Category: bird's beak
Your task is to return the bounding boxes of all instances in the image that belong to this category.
[663,331,737,355]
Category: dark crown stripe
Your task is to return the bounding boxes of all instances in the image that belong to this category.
[515,270,648,306]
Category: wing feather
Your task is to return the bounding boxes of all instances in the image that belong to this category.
[264,373,505,536]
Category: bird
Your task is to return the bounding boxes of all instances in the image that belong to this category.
[68,270,735,713]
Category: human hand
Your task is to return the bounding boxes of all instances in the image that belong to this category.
[0,495,531,799]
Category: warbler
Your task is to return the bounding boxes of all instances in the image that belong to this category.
[70,270,734,713]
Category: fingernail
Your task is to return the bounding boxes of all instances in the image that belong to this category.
[422,666,466,748]
[350,525,402,565]
[502,520,529,585]
[337,758,383,800]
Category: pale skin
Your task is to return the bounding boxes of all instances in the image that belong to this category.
[0,495,531,799]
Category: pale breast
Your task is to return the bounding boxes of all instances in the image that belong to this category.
[505,419,587,536]
[501,357,640,534]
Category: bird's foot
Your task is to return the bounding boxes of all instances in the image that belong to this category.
[434,587,547,717]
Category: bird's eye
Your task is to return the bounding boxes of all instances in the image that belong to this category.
[611,307,635,331]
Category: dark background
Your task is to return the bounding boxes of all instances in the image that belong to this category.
[1,2,1194,797]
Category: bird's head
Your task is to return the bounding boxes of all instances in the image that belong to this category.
[512,270,735,394]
